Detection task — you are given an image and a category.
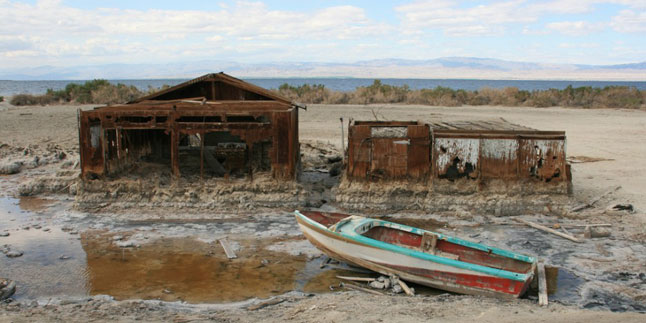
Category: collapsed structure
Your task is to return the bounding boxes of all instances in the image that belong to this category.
[346,120,570,191]
[79,73,301,181]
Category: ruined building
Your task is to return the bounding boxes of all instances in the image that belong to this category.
[79,73,301,181]
[346,120,570,191]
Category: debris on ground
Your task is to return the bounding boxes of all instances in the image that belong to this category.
[0,279,16,300]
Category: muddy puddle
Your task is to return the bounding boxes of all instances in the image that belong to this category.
[80,233,370,303]
[1,197,443,303]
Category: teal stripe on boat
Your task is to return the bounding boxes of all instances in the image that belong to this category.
[294,211,533,282]
[367,219,535,264]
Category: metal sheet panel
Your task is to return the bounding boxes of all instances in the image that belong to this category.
[407,125,430,179]
[480,139,519,179]
[434,138,479,180]
[370,138,408,179]
[519,139,566,182]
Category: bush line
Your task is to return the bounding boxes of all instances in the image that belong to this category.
[8,79,646,109]
[274,80,646,109]
[9,80,167,106]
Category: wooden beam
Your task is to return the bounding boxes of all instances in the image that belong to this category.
[514,218,581,243]
[336,276,376,282]
[341,282,384,296]
[200,132,204,180]
[398,279,414,296]
[170,130,180,178]
[537,262,548,306]
[219,238,237,259]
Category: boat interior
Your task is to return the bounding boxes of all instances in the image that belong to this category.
[301,210,533,274]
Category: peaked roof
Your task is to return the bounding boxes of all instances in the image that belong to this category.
[131,72,292,105]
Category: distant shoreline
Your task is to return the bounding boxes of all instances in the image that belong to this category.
[2,78,646,97]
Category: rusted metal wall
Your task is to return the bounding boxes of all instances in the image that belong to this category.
[347,121,430,181]
[432,130,568,183]
[346,122,568,184]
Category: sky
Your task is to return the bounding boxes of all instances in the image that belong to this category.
[0,0,645,69]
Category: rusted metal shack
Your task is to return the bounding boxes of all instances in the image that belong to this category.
[346,120,570,185]
[79,73,300,180]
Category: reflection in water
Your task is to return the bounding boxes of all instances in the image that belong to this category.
[18,196,54,212]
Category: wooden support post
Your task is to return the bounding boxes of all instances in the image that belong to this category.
[537,261,548,306]
[116,128,121,160]
[248,142,254,181]
[100,127,107,174]
[170,130,180,178]
[340,117,345,159]
[200,132,205,180]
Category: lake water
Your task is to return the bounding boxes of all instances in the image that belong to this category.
[1,78,646,97]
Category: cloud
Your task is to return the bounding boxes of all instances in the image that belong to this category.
[0,0,644,69]
[0,0,388,66]
[546,21,604,35]
[0,36,32,52]
[395,0,535,36]
[610,9,646,33]
[558,42,600,48]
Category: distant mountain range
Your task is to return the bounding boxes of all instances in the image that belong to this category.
[1,57,645,80]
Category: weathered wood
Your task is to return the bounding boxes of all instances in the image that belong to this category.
[219,239,237,259]
[341,282,385,296]
[537,262,548,306]
[562,224,611,228]
[340,117,345,159]
[514,218,582,243]
[247,298,285,311]
[336,275,376,282]
[398,279,414,296]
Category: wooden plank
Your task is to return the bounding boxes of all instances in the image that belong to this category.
[341,282,384,296]
[398,279,414,296]
[219,239,237,259]
[514,218,581,243]
[537,262,548,306]
[336,275,376,282]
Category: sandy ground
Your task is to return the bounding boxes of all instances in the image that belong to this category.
[1,102,646,321]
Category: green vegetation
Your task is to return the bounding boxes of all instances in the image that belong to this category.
[8,79,645,109]
[274,80,646,109]
[0,96,4,102]
[10,79,148,106]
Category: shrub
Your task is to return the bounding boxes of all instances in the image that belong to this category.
[10,94,57,106]
[9,80,150,106]
[91,83,142,105]
[0,96,4,102]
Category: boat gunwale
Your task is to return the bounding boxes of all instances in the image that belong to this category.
[295,210,535,283]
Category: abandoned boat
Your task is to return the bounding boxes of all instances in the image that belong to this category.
[294,210,536,298]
